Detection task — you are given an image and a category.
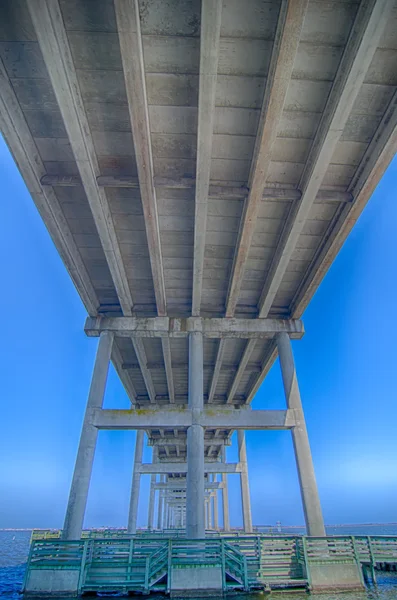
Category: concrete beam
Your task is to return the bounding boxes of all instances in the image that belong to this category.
[131,338,156,403]
[0,59,98,316]
[114,0,166,316]
[85,316,304,339]
[139,463,242,475]
[161,338,175,404]
[40,174,353,204]
[225,0,309,316]
[291,89,397,319]
[153,482,223,490]
[111,343,137,404]
[148,439,228,447]
[226,340,256,404]
[92,407,295,430]
[27,0,133,315]
[258,0,393,318]
[208,340,226,403]
[122,361,261,374]
[192,0,222,315]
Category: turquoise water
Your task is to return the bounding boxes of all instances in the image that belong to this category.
[1,528,397,599]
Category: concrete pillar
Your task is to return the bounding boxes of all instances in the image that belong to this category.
[208,495,213,529]
[147,448,157,530]
[213,476,219,530]
[128,430,144,534]
[238,430,253,533]
[221,446,230,532]
[276,332,326,537]
[186,332,205,538]
[157,475,164,530]
[62,332,114,540]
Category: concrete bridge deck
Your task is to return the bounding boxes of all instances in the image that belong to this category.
[1,0,396,593]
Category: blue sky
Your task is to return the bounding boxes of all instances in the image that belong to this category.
[0,134,396,530]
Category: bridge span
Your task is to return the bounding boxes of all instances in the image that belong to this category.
[1,0,396,594]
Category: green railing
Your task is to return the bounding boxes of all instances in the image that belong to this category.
[223,540,248,590]
[23,535,397,594]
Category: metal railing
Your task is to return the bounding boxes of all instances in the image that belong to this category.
[23,535,397,594]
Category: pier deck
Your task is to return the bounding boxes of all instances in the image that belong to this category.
[23,534,397,595]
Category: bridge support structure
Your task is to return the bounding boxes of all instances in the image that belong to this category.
[60,317,325,540]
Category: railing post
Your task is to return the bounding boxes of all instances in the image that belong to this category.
[367,536,377,585]
[22,540,35,592]
[167,539,172,593]
[352,536,365,587]
[144,556,150,593]
[243,555,249,591]
[128,538,134,583]
[302,536,311,589]
[221,538,226,591]
[78,539,89,594]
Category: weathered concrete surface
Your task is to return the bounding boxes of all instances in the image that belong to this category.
[62,331,113,540]
[25,570,79,594]
[277,331,325,537]
[309,563,365,592]
[128,429,144,534]
[171,566,223,592]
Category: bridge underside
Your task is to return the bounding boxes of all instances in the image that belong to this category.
[1,0,396,585]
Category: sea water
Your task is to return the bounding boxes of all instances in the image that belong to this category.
[1,527,397,600]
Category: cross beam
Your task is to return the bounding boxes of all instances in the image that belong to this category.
[85,316,304,339]
[139,463,241,474]
[92,407,295,430]
[153,482,223,490]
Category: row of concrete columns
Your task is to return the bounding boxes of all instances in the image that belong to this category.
[62,329,325,540]
[128,460,234,533]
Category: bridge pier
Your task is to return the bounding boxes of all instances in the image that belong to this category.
[62,332,114,540]
[186,332,206,538]
[128,430,144,534]
[238,430,253,533]
[276,332,325,537]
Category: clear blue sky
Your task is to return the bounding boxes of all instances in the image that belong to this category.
[0,134,396,530]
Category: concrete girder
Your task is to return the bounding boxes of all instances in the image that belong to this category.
[114,0,166,317]
[225,0,309,317]
[192,0,222,315]
[139,463,242,475]
[92,407,296,430]
[27,0,134,316]
[85,316,304,339]
[39,174,353,204]
[258,0,394,319]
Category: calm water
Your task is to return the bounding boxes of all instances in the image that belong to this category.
[1,527,397,600]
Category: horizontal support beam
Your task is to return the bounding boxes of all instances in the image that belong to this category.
[40,174,352,203]
[92,407,295,430]
[139,463,241,474]
[85,316,304,339]
[148,438,231,447]
[123,361,262,374]
[153,482,222,490]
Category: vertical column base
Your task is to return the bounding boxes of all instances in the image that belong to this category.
[186,424,205,538]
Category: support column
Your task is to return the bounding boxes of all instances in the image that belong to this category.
[213,476,219,530]
[221,446,230,532]
[186,332,205,538]
[157,475,164,530]
[147,448,157,530]
[128,430,144,534]
[276,332,326,537]
[63,331,114,540]
[238,430,253,533]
